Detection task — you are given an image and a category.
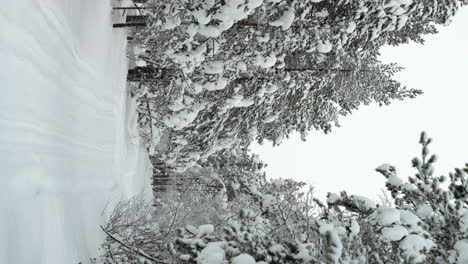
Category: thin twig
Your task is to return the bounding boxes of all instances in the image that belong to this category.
[113,7,154,10]
[163,201,181,238]
[107,243,117,263]
[100,225,158,263]
[138,111,159,122]
[145,96,153,136]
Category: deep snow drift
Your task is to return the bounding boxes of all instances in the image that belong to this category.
[0,0,152,263]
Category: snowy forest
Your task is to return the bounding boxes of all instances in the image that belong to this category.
[1,0,468,263]
[97,0,468,263]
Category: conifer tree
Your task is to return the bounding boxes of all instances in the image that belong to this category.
[128,0,465,170]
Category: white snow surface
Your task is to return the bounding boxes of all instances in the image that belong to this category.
[460,208,468,234]
[399,210,421,227]
[269,8,295,30]
[350,195,376,210]
[196,242,226,264]
[454,240,468,264]
[350,218,360,237]
[0,1,152,263]
[382,225,408,241]
[376,163,393,173]
[232,254,256,264]
[262,194,277,210]
[375,208,401,226]
[316,40,333,53]
[327,193,340,204]
[254,54,277,68]
[387,174,404,187]
[198,224,215,237]
[399,234,434,262]
[416,204,433,219]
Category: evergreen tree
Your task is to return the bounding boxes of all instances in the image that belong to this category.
[127,0,465,170]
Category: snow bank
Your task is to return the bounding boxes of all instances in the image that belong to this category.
[0,0,152,263]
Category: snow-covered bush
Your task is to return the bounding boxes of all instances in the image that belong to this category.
[99,185,229,263]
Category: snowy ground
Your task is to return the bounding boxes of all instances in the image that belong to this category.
[0,1,152,263]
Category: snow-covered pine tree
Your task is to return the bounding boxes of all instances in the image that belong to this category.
[128,0,465,171]
[136,55,417,171]
[375,132,468,263]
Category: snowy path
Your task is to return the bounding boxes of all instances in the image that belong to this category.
[0,0,152,263]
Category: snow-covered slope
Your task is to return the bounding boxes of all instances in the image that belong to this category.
[0,0,152,263]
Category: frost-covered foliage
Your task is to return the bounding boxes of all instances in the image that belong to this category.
[99,185,230,263]
[127,0,468,171]
[99,147,268,263]
[101,132,468,263]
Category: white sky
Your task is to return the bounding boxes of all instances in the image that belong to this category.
[251,8,468,201]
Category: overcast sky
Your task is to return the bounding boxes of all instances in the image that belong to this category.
[251,8,468,201]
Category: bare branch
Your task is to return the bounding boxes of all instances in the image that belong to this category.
[100,225,160,263]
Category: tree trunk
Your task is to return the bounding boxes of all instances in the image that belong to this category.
[113,22,146,28]
[152,160,171,194]
[113,6,154,10]
[127,66,364,81]
[113,16,147,28]
[282,68,362,73]
[127,66,175,82]
[127,15,147,23]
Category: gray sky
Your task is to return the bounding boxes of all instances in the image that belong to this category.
[251,8,468,201]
